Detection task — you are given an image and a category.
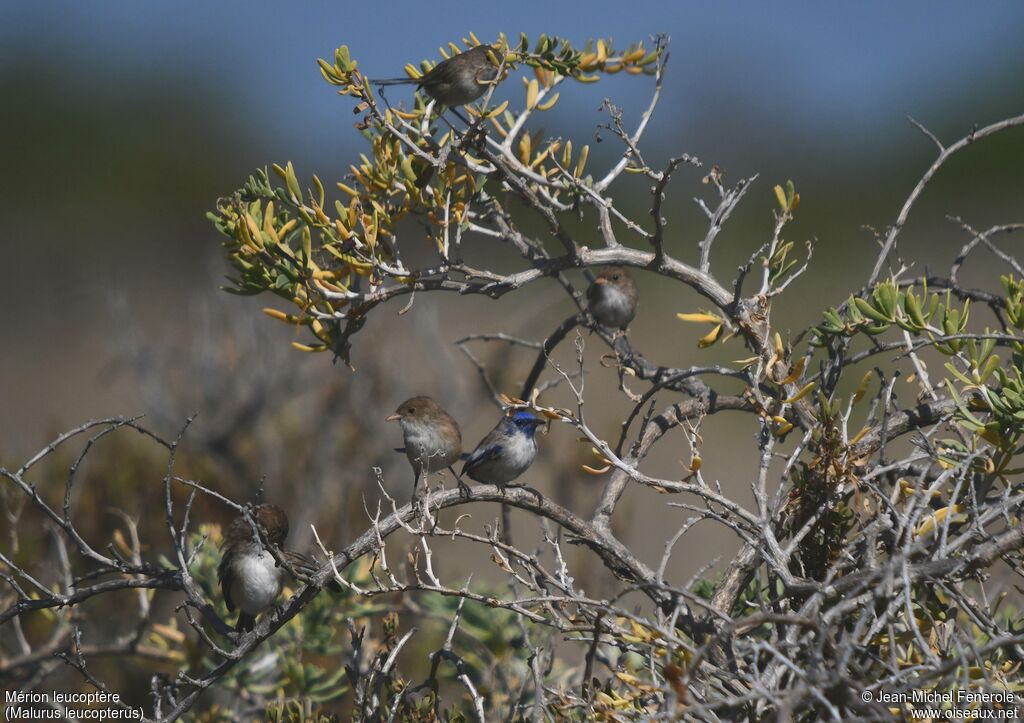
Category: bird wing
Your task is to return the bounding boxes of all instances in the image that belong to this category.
[280,549,317,577]
[281,550,342,593]
[462,438,502,475]
[217,549,235,612]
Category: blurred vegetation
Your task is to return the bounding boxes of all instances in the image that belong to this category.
[209,33,662,361]
[3,44,1024,445]
[4,24,1024,720]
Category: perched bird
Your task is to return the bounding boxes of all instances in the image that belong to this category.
[374,44,504,108]
[587,266,639,330]
[462,410,545,486]
[387,396,463,497]
[217,505,335,632]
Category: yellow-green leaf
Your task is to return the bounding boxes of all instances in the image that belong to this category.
[914,505,966,537]
[677,311,721,324]
[853,370,874,404]
[774,184,788,211]
[526,78,539,110]
[783,381,816,404]
[697,324,722,348]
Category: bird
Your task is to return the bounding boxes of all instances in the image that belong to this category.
[587,266,639,330]
[387,396,463,498]
[462,410,545,486]
[374,44,505,109]
[217,504,336,633]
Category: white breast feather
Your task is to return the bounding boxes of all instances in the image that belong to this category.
[593,285,632,327]
[483,431,536,484]
[231,550,283,615]
[505,432,536,470]
[403,421,455,472]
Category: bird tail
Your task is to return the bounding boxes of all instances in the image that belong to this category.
[373,77,421,86]
[283,550,343,593]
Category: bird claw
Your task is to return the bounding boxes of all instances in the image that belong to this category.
[464,122,488,147]
[508,484,543,503]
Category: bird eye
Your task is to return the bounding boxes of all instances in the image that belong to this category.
[612,274,620,281]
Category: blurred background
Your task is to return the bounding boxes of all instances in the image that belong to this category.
[2,0,1024,708]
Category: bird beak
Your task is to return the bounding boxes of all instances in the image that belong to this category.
[385,414,401,422]
[593,277,607,285]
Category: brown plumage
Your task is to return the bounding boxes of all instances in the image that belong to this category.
[375,45,504,107]
[587,266,639,329]
[387,395,464,499]
[217,504,339,632]
[387,396,462,474]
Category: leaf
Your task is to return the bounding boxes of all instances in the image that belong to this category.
[491,553,513,573]
[574,145,589,178]
[904,289,926,327]
[979,354,1001,383]
[536,92,560,111]
[285,161,301,201]
[697,324,722,348]
[526,78,539,110]
[263,308,299,324]
[774,184,788,211]
[152,623,186,644]
[519,132,532,165]
[852,370,875,404]
[779,357,806,385]
[783,381,816,404]
[854,296,891,324]
[301,226,312,267]
[849,426,870,444]
[773,421,794,437]
[914,505,966,537]
[400,156,418,183]
[484,99,509,118]
[676,311,721,324]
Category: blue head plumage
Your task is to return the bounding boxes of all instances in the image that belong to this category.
[508,410,544,436]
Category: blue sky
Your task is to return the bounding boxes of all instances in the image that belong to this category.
[4,1,1022,164]
[2,1,1023,453]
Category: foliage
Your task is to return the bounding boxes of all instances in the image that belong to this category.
[4,31,1024,723]
[208,33,661,360]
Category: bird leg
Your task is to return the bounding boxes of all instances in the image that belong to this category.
[449,465,471,499]
[446,105,472,126]
[230,614,256,642]
[460,112,489,148]
[410,470,422,509]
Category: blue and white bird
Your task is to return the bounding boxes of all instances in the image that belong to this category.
[462,410,546,486]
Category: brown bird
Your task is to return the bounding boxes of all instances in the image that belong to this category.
[217,504,337,632]
[387,396,463,498]
[587,266,639,330]
[375,44,504,108]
